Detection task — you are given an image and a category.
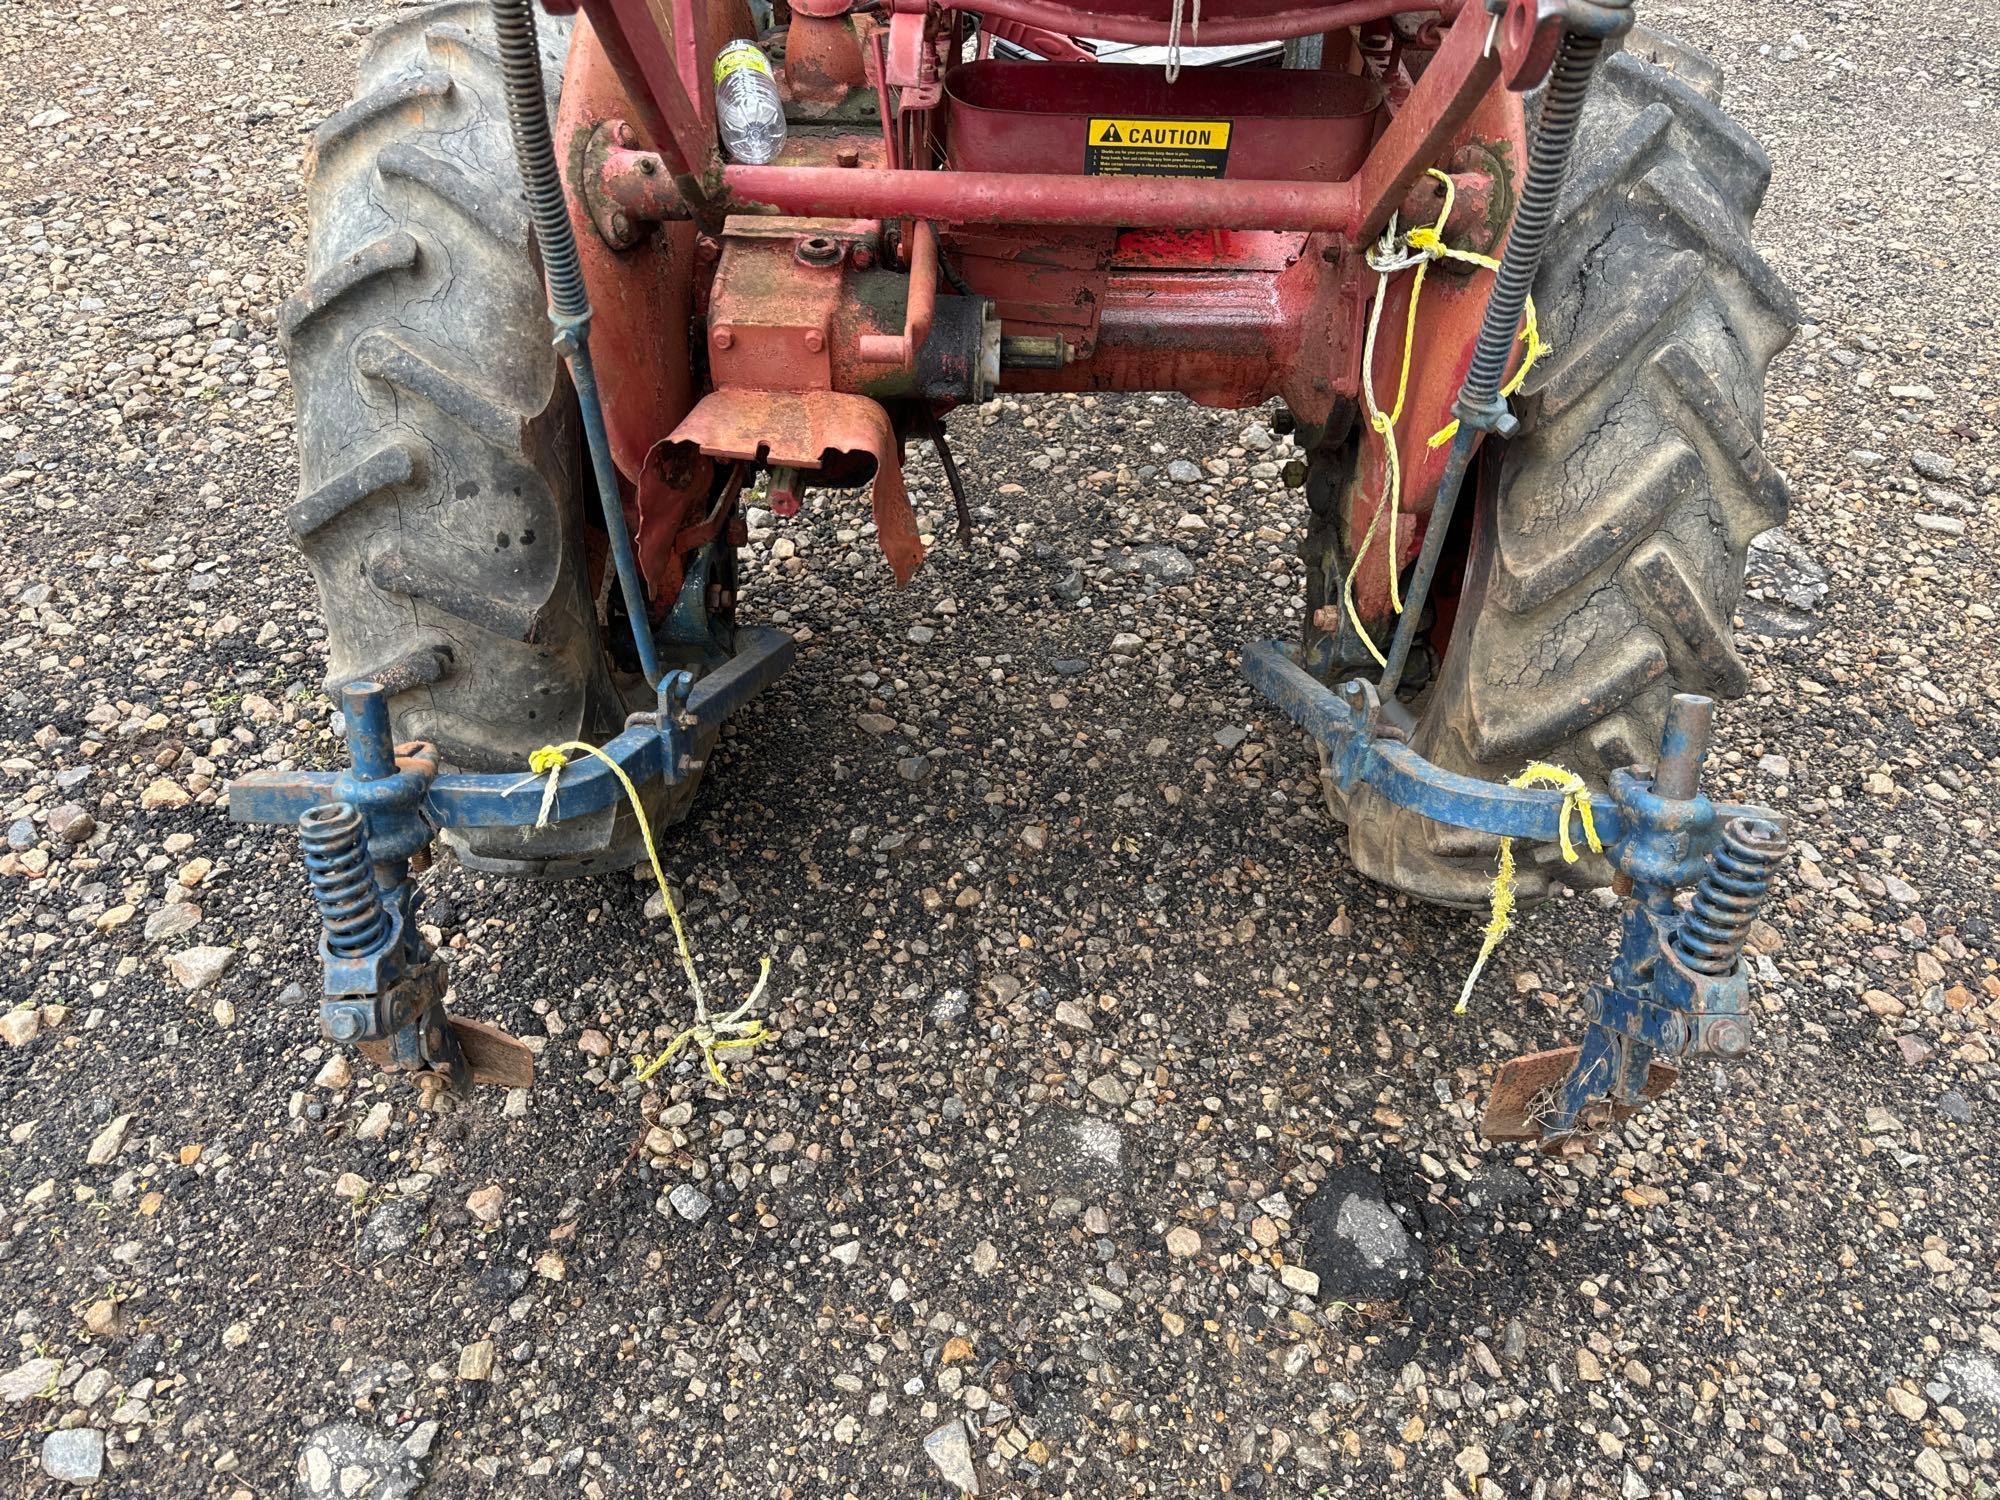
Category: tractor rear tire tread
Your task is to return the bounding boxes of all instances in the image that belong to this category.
[1331,42,1798,906]
[285,3,671,873]
[1620,24,1725,103]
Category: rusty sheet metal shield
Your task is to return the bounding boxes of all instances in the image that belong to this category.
[668,389,923,584]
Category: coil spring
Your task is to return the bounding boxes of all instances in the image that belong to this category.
[1460,31,1605,407]
[299,802,389,958]
[1673,817,1787,976]
[489,0,587,322]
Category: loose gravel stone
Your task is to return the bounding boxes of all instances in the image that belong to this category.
[85,1114,131,1167]
[1910,448,1955,481]
[143,904,201,945]
[166,945,235,991]
[1086,1073,1130,1107]
[923,1418,980,1494]
[0,1357,60,1404]
[40,1427,105,1484]
[667,1183,712,1222]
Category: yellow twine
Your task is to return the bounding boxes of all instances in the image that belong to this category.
[1454,760,1602,1015]
[1343,169,1552,665]
[524,741,771,1089]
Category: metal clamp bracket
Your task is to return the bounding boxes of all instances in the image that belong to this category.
[1240,639,1787,1145]
[229,627,795,834]
[225,626,796,1086]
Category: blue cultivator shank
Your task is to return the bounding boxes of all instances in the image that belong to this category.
[232,620,1772,1142]
[227,627,796,1087]
[1240,641,1786,1143]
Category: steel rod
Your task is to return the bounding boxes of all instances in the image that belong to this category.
[722,164,1362,232]
[491,0,663,688]
[1376,24,1612,697]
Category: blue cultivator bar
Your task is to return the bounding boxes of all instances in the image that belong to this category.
[227,627,796,1087]
[1241,641,1787,1144]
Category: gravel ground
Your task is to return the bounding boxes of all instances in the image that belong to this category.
[3,2,1998,1497]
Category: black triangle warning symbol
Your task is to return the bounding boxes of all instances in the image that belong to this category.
[1098,122,1122,143]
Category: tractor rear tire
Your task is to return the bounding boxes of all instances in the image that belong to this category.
[282,2,705,875]
[1319,40,1799,905]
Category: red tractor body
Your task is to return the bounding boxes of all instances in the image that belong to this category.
[554,0,1532,629]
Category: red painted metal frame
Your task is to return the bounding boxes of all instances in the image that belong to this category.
[933,0,1465,46]
[560,0,1531,622]
[571,0,1491,233]
[980,16,1096,61]
[717,0,1498,239]
[669,390,925,583]
[555,14,708,612]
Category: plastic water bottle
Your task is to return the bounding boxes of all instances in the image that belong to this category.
[713,39,786,165]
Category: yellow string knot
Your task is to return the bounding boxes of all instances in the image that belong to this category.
[515,736,772,1089]
[1454,760,1603,1015]
[1343,168,1554,665]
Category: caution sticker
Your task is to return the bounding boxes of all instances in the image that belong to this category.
[1085,117,1232,178]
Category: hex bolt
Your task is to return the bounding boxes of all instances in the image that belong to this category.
[614,120,637,149]
[713,326,734,350]
[795,234,843,267]
[804,330,824,352]
[836,146,860,168]
[609,211,632,241]
[1704,1015,1751,1060]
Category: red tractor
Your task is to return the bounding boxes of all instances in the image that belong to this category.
[235,0,1795,1142]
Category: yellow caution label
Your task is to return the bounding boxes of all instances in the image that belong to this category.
[1085,117,1232,178]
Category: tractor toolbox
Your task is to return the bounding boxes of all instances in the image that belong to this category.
[944,59,1382,180]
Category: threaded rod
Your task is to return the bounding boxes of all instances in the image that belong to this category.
[489,0,662,688]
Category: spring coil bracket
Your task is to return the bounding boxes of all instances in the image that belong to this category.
[298,802,388,958]
[1674,817,1789,977]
